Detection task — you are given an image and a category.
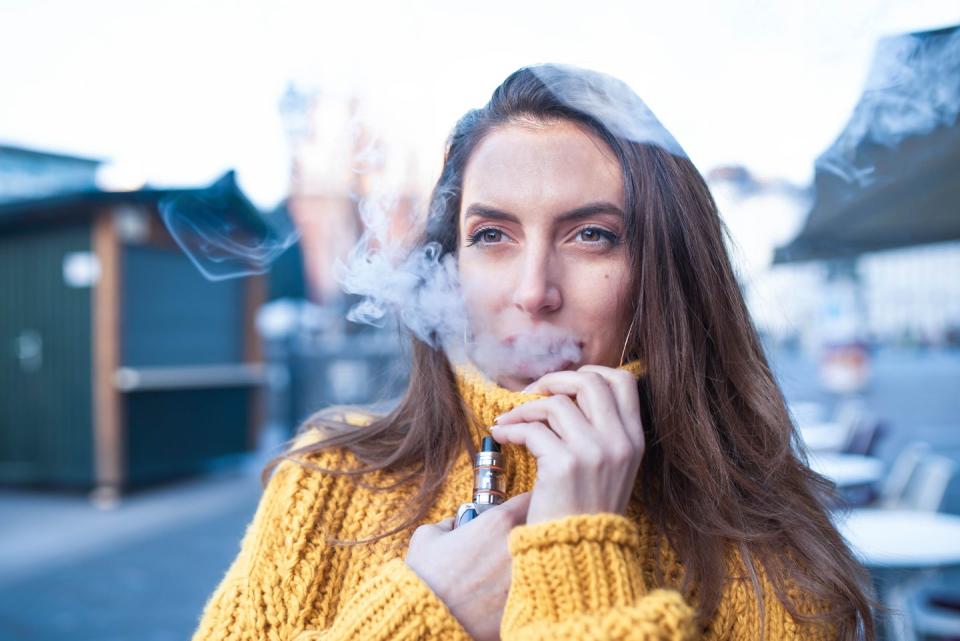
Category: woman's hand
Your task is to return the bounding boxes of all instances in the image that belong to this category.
[405,492,531,641]
[490,365,645,525]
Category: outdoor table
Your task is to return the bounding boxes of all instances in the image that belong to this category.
[809,453,885,489]
[798,420,850,453]
[832,509,960,641]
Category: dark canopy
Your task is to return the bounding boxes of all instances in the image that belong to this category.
[774,25,960,264]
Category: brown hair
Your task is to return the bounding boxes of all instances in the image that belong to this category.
[263,64,879,640]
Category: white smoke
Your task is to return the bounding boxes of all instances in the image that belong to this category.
[158,172,300,282]
[817,27,960,186]
[466,324,583,382]
[529,63,688,158]
[338,237,467,349]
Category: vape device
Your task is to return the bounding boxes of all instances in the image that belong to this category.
[455,436,506,528]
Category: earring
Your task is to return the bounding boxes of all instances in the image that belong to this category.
[618,316,637,368]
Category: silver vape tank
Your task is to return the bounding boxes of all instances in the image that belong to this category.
[455,436,506,527]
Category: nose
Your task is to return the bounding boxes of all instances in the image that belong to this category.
[512,245,562,316]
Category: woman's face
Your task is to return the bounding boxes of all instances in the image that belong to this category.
[457,119,634,391]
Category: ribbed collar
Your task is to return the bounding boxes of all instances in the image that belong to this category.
[447,358,648,504]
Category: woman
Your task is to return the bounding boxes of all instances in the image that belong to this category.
[192,64,878,641]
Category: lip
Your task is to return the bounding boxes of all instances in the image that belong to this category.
[503,334,585,350]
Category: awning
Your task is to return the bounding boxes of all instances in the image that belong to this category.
[774,25,960,264]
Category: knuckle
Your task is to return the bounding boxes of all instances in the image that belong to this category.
[550,452,577,476]
[579,447,604,469]
[579,370,601,385]
[592,372,612,387]
[607,442,632,466]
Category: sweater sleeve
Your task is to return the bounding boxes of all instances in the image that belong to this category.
[190,440,471,641]
[501,512,698,641]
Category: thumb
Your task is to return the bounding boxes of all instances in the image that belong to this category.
[489,491,532,525]
[414,516,455,542]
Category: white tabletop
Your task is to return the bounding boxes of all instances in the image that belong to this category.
[809,453,885,488]
[798,421,850,453]
[789,401,826,426]
[833,509,960,569]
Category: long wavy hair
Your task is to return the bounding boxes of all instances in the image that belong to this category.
[262,64,879,640]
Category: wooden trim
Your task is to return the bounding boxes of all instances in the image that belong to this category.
[243,275,267,450]
[91,208,125,494]
[113,363,268,391]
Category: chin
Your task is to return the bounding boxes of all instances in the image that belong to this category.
[497,362,581,392]
[496,374,533,392]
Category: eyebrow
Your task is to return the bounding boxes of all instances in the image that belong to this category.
[464,201,625,224]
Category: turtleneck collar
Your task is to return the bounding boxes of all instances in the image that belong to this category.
[447,358,649,504]
[453,358,648,441]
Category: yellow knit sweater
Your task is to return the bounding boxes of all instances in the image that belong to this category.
[191,360,836,641]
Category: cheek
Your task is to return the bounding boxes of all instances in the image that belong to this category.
[569,266,632,347]
[569,277,622,321]
[458,255,508,319]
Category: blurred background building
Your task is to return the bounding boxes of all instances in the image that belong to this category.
[0,150,271,505]
[711,25,960,396]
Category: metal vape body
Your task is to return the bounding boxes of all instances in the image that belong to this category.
[455,436,506,528]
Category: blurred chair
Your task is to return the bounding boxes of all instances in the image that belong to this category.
[877,441,934,508]
[900,454,960,513]
[833,398,886,456]
[905,576,960,641]
[844,416,887,457]
[939,464,960,517]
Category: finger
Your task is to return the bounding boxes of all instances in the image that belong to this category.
[577,365,644,447]
[504,490,532,508]
[412,517,454,543]
[484,491,531,525]
[490,421,569,462]
[457,492,531,532]
[494,396,595,449]
[423,517,455,536]
[576,365,641,419]
[521,370,624,433]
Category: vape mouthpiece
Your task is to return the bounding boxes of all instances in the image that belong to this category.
[481,435,501,453]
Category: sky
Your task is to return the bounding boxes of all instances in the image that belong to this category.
[1,0,958,209]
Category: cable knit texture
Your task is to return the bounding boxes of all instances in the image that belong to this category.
[191,359,836,641]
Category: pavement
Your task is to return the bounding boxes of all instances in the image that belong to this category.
[0,346,958,641]
[0,447,274,641]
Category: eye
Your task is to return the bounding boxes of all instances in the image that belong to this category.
[465,226,507,247]
[574,226,619,246]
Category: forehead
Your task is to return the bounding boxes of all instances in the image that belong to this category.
[461,120,624,216]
